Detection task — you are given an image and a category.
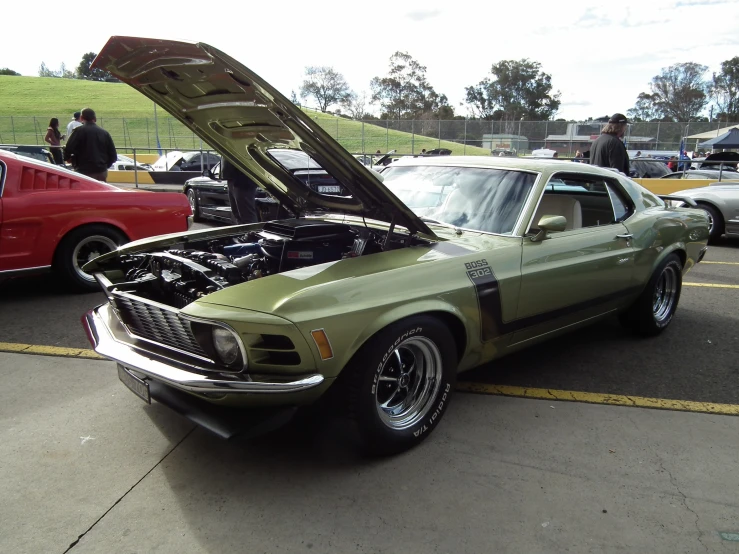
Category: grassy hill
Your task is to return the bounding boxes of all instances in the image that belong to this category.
[0,76,488,156]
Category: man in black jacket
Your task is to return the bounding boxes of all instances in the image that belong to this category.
[64,108,117,182]
[221,157,259,224]
[589,113,629,175]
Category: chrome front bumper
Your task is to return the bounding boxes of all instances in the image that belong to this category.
[83,303,325,395]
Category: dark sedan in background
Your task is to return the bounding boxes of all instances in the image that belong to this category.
[184,149,350,223]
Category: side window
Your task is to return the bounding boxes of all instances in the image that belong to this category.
[533,173,630,232]
[605,180,634,222]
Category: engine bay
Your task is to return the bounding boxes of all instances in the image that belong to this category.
[103,219,430,308]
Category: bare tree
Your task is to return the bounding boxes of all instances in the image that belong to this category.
[341,91,368,119]
[370,51,451,119]
[299,66,351,112]
[38,62,75,79]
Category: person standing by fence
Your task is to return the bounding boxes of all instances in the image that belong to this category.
[63,108,117,182]
[44,118,65,165]
[66,112,82,139]
[589,113,630,175]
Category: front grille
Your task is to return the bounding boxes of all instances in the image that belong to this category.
[112,294,208,359]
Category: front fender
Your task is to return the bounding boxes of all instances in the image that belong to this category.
[294,299,469,380]
[347,300,468,362]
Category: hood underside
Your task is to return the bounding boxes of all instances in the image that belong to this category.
[92,36,431,236]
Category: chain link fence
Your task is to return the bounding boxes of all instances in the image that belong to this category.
[1,116,736,156]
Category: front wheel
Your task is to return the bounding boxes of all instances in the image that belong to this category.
[619,253,682,336]
[55,225,127,291]
[345,316,457,456]
[699,203,724,243]
[186,188,202,222]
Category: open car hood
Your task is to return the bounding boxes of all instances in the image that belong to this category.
[93,36,432,236]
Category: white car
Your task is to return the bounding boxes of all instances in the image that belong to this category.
[531,148,559,158]
[109,155,152,171]
[152,151,185,171]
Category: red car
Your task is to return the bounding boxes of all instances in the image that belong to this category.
[0,150,192,290]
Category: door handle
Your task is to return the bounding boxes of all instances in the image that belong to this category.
[616,234,633,240]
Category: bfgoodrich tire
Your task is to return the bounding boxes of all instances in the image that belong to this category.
[619,253,683,336]
[345,315,457,456]
[54,225,127,292]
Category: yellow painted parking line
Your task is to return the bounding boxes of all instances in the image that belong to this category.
[684,282,739,289]
[457,383,739,416]
[700,261,739,266]
[2,341,737,416]
[0,342,102,359]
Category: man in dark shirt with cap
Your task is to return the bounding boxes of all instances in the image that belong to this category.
[589,113,630,175]
[64,108,117,182]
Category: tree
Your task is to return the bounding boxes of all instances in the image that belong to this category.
[627,92,661,121]
[299,66,351,112]
[711,56,739,119]
[341,90,369,119]
[464,59,561,121]
[0,68,20,76]
[370,52,451,119]
[38,62,75,79]
[39,62,58,77]
[76,52,116,81]
[632,63,708,121]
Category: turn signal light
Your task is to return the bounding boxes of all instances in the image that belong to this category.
[310,329,334,361]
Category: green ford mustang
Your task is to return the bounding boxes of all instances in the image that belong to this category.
[83,37,709,454]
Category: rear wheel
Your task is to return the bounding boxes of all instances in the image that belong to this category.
[344,316,457,456]
[54,225,127,291]
[186,188,202,222]
[699,203,723,243]
[619,253,682,336]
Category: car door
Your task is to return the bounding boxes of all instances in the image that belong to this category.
[512,173,637,344]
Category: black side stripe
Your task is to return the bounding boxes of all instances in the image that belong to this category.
[467,268,643,342]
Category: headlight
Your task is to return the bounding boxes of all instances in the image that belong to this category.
[212,327,241,366]
[665,199,686,208]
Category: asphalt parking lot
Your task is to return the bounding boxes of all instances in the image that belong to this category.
[1,230,738,553]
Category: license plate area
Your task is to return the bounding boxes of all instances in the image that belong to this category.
[317,185,341,194]
[117,364,151,404]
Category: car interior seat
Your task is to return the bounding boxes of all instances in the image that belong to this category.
[532,194,582,231]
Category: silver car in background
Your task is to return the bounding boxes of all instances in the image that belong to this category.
[669,183,739,242]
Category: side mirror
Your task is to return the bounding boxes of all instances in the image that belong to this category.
[530,215,567,242]
[203,168,215,179]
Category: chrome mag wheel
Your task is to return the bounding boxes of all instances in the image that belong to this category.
[653,264,678,323]
[375,336,442,430]
[72,235,118,282]
[187,189,197,212]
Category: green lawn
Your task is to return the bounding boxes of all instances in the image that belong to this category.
[0,76,489,156]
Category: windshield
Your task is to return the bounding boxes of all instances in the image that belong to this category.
[381,165,537,234]
[268,149,323,171]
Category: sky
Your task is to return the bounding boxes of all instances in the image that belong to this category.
[3,0,738,121]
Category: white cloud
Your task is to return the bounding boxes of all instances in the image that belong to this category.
[404,9,442,21]
[3,0,738,120]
